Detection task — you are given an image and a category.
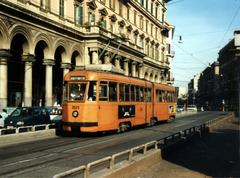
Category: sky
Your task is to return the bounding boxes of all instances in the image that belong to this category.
[167,0,240,88]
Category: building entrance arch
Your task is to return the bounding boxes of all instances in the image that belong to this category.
[33,40,47,106]
[8,34,27,106]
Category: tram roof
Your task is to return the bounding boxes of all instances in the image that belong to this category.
[64,70,175,91]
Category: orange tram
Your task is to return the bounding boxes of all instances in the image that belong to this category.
[56,70,176,135]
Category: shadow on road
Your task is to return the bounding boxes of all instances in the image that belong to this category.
[161,118,239,177]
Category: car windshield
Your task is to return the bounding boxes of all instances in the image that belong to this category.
[68,83,87,101]
[11,108,22,117]
[11,108,31,117]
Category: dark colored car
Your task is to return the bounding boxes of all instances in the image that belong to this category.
[4,107,51,127]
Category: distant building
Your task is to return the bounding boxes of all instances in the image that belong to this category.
[188,74,199,105]
[197,61,220,110]
[218,31,240,114]
[197,30,240,114]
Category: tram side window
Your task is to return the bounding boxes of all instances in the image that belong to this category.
[99,81,108,101]
[119,83,125,102]
[109,82,117,102]
[136,86,140,102]
[167,92,171,102]
[131,85,136,102]
[125,84,130,102]
[140,87,144,102]
[163,91,167,102]
[156,90,161,102]
[88,81,96,101]
[145,88,152,102]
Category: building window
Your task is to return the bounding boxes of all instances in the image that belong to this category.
[151,24,153,36]
[109,0,115,10]
[110,22,115,33]
[155,47,159,60]
[74,2,83,25]
[99,17,107,29]
[59,0,64,17]
[134,10,137,25]
[139,37,144,48]
[151,1,154,15]
[145,20,148,33]
[146,0,148,11]
[40,0,50,10]
[140,15,143,29]
[119,2,123,16]
[88,10,95,25]
[140,0,144,6]
[155,4,158,18]
[134,35,138,45]
[127,7,130,20]
[146,42,150,56]
[155,27,158,39]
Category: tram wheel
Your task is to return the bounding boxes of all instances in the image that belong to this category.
[167,116,175,123]
[118,123,128,133]
[148,118,157,126]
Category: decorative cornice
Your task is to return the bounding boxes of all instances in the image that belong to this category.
[99,8,108,16]
[140,33,145,38]
[118,20,126,27]
[127,25,133,31]
[61,62,72,69]
[109,14,117,22]
[133,29,139,35]
[22,54,36,63]
[43,59,55,66]
[87,0,97,9]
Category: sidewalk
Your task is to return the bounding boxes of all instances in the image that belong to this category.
[130,116,239,178]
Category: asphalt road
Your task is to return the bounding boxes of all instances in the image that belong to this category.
[0,111,229,178]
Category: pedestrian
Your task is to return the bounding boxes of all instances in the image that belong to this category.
[0,109,8,128]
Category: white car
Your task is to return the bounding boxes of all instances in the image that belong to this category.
[47,107,62,123]
[187,105,197,112]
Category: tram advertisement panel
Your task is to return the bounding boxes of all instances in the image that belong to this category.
[118,105,135,119]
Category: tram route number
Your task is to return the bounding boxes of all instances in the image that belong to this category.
[118,105,135,119]
[72,106,79,110]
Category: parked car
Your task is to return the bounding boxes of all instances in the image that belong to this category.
[4,107,51,127]
[177,105,184,112]
[187,105,197,112]
[46,107,62,124]
[0,107,17,128]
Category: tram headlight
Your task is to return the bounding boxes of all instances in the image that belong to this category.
[72,110,79,118]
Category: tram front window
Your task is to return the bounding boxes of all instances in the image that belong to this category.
[69,83,86,101]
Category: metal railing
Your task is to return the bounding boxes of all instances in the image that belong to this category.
[53,112,234,178]
[0,124,55,136]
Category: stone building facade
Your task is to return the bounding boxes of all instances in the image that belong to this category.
[0,0,174,110]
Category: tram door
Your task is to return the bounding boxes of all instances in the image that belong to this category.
[145,86,153,123]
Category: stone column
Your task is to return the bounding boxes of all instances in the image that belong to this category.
[123,59,129,76]
[131,62,137,77]
[115,55,121,69]
[104,51,111,64]
[22,54,35,107]
[90,48,99,64]
[0,49,11,111]
[43,59,54,106]
[61,62,71,78]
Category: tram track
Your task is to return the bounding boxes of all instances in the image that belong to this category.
[0,111,229,177]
